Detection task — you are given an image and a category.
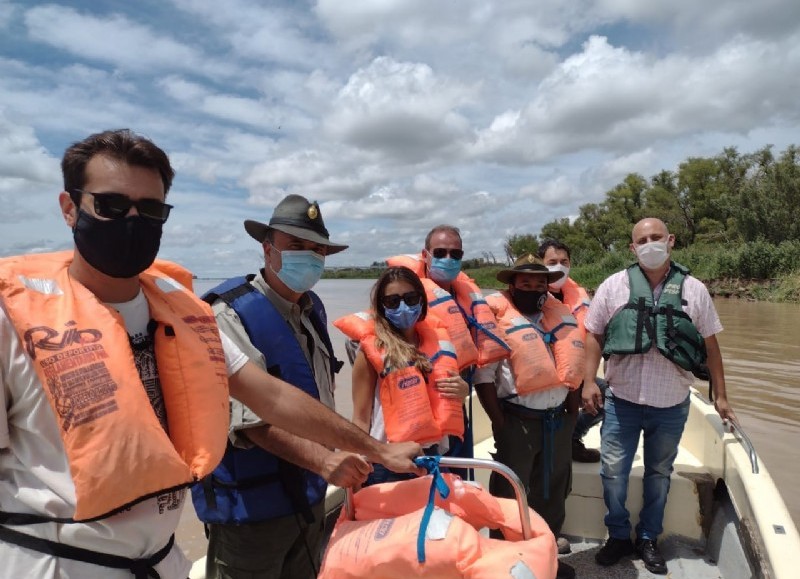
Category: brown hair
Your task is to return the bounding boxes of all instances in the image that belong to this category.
[61,129,175,195]
[371,266,431,374]
[424,224,461,250]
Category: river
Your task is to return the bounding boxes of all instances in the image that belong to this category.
[179,278,800,560]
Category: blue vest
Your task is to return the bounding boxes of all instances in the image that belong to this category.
[191,275,341,525]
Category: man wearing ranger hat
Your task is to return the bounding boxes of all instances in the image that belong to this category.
[192,194,371,579]
[475,253,585,579]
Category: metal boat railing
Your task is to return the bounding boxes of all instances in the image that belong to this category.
[695,389,761,475]
[343,456,533,540]
[729,418,760,474]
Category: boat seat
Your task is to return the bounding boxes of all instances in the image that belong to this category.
[469,395,709,542]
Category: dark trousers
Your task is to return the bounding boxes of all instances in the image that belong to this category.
[206,501,325,579]
[490,407,576,535]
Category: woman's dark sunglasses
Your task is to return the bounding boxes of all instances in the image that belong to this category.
[431,248,464,260]
[70,190,173,223]
[381,291,423,309]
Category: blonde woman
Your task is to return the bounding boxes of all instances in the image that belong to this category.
[337,266,469,485]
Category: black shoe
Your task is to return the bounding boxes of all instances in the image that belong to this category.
[636,538,667,575]
[572,439,601,463]
[556,536,572,554]
[595,537,634,566]
[556,560,576,579]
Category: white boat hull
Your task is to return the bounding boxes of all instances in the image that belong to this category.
[468,387,800,578]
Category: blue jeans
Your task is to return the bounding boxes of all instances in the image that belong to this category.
[600,391,690,541]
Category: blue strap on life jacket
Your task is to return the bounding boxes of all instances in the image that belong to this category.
[459,299,511,352]
[413,456,451,564]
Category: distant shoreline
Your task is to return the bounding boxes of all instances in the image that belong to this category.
[195,268,800,303]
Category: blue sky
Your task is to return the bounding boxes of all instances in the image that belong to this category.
[2,0,800,277]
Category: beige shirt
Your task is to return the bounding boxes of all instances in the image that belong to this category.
[212,273,336,442]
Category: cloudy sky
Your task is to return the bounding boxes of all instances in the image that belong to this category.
[2,1,799,277]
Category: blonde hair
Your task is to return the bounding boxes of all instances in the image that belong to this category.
[371,267,432,375]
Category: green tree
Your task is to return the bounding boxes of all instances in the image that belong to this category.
[736,145,800,243]
[643,170,689,242]
[708,147,750,244]
[504,234,539,262]
[673,156,731,245]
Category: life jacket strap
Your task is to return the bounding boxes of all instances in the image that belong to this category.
[457,301,511,351]
[0,525,174,579]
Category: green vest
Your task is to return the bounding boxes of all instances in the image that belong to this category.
[602,262,707,371]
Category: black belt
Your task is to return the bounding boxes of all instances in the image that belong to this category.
[0,525,174,579]
[501,401,566,421]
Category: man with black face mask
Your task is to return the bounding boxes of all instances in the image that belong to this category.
[475,254,585,579]
[0,129,423,579]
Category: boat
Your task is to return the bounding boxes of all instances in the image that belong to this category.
[189,385,800,578]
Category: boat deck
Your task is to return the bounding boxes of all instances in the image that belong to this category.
[468,392,763,578]
[187,388,799,578]
[558,533,731,578]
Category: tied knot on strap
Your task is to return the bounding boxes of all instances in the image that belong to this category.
[413,455,451,563]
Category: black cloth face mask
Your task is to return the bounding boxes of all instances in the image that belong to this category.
[511,288,547,315]
[73,210,163,278]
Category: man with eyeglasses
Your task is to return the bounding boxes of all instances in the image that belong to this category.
[191,194,371,579]
[387,225,511,475]
[0,129,422,579]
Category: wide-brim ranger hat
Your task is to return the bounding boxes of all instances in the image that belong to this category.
[244,194,349,255]
[496,253,565,285]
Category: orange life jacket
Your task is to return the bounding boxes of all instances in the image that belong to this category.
[319,473,557,579]
[0,251,230,521]
[386,254,509,369]
[333,313,463,444]
[558,277,591,336]
[485,291,585,395]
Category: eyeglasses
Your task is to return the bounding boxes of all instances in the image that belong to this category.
[430,248,464,260]
[381,291,423,309]
[69,190,173,223]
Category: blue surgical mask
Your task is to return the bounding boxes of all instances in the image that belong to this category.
[384,301,422,330]
[271,248,325,293]
[429,257,461,283]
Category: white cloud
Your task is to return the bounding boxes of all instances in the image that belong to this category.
[324,57,476,163]
[472,32,800,164]
[0,113,58,185]
[0,1,798,270]
[24,5,204,73]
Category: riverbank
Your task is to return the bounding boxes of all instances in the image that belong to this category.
[323,267,800,302]
[704,274,800,302]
